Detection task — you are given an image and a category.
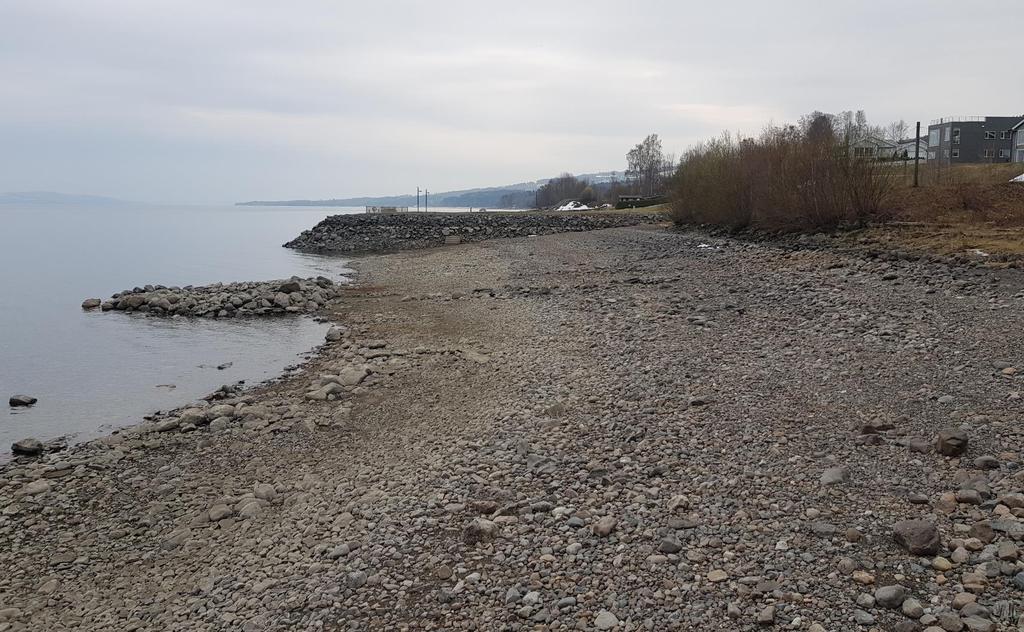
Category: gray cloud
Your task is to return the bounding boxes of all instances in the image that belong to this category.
[1,0,1020,203]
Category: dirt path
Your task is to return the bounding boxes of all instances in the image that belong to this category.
[3,225,1024,631]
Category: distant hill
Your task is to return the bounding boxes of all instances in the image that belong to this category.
[0,191,133,207]
[237,171,625,209]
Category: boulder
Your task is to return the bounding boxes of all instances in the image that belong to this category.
[11,437,44,456]
[81,298,101,309]
[9,395,37,407]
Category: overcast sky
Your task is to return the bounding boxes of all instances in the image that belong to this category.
[1,1,1021,204]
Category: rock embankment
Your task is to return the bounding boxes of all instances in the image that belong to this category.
[85,276,340,318]
[283,211,663,254]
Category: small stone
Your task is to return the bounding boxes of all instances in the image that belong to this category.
[594,610,618,630]
[463,518,499,545]
[953,593,977,609]
[903,597,925,618]
[935,612,964,631]
[37,578,59,595]
[593,516,617,537]
[936,430,968,456]
[820,466,850,486]
[19,479,51,496]
[756,605,775,624]
[254,484,277,501]
[961,616,995,632]
[658,537,682,554]
[346,570,367,589]
[707,569,729,583]
[854,609,875,625]
[894,520,941,555]
[932,557,952,571]
[208,504,233,521]
[875,585,908,609]
[973,455,999,470]
[852,570,875,584]
[997,541,1018,561]
[956,489,983,505]
[435,565,453,580]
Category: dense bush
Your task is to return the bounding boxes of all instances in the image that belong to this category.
[669,125,894,231]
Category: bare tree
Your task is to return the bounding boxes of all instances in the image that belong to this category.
[626,134,665,196]
[885,119,910,161]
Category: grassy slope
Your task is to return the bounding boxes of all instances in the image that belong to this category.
[861,163,1024,260]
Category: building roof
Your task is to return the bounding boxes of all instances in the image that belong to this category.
[1012,118,1024,131]
[852,135,897,148]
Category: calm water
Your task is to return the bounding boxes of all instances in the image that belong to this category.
[0,204,361,459]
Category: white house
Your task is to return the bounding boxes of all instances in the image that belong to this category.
[850,136,897,160]
[895,137,928,162]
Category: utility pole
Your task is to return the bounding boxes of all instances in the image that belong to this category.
[913,121,921,188]
[417,187,421,212]
[425,189,429,213]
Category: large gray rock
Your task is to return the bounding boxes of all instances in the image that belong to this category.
[9,395,37,407]
[11,437,43,456]
[893,520,941,555]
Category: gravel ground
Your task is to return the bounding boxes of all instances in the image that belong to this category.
[3,225,1024,631]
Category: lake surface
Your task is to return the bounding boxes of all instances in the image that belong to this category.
[0,204,361,459]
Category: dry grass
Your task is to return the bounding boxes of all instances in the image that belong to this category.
[842,223,1024,263]
[844,164,1024,261]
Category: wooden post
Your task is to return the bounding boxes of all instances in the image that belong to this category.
[913,121,921,188]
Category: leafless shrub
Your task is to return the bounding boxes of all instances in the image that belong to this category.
[669,122,894,232]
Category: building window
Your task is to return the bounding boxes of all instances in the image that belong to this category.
[944,150,950,158]
[1017,133,1024,147]
[983,149,996,158]
[927,151,937,160]
[1001,131,1009,139]
[929,129,940,146]
[952,149,960,158]
[1018,150,1024,161]
[944,126,951,141]
[999,149,1009,158]
[985,131,997,139]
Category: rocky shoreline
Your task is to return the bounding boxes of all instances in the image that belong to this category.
[82,276,341,318]
[3,224,1024,631]
[283,211,664,254]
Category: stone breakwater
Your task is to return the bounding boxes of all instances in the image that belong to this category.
[282,211,664,254]
[83,276,340,318]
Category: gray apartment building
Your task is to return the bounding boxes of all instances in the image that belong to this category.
[927,115,1023,164]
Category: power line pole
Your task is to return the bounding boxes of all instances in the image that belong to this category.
[425,189,429,213]
[416,187,421,212]
[913,121,921,188]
